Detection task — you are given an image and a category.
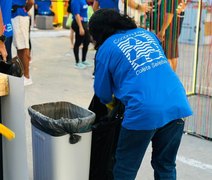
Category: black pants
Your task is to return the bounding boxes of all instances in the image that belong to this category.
[71,20,90,63]
[5,36,13,61]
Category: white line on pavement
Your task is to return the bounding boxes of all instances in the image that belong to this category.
[177,156,212,171]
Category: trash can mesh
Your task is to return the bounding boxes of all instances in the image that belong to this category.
[28,101,95,136]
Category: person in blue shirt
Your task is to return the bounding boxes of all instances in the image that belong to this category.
[71,0,93,69]
[0,0,13,61]
[89,9,192,180]
[93,0,119,11]
[11,0,34,85]
[35,0,54,16]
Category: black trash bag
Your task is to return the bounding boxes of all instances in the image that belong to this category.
[0,56,24,77]
[28,101,95,144]
[89,94,124,180]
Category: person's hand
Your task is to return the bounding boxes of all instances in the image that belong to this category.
[139,3,152,13]
[79,27,85,36]
[0,41,7,62]
[176,2,186,15]
[157,30,165,42]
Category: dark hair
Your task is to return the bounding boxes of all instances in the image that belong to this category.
[89,8,137,49]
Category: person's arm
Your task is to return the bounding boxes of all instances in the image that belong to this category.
[25,0,34,12]
[0,8,7,61]
[157,0,175,41]
[72,1,84,36]
[176,0,187,15]
[157,13,173,41]
[121,0,151,13]
[93,0,99,12]
[75,14,85,36]
[94,55,113,104]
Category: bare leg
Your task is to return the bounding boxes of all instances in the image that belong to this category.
[168,58,178,72]
[17,48,30,78]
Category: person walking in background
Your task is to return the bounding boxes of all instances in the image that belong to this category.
[0,0,13,61]
[11,0,34,86]
[67,0,93,49]
[71,0,93,69]
[34,0,54,16]
[89,9,192,180]
[0,7,7,61]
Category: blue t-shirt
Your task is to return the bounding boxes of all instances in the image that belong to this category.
[94,28,192,130]
[0,0,13,37]
[96,0,119,11]
[71,0,88,22]
[12,0,28,18]
[35,0,52,15]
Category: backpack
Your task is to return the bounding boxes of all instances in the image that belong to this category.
[67,0,72,13]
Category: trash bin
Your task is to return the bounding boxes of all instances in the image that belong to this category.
[28,101,95,180]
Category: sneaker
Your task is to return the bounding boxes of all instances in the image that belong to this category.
[74,63,86,69]
[24,77,33,86]
[82,61,93,67]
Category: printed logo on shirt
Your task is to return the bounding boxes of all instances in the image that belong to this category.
[5,24,13,33]
[81,17,89,22]
[83,4,88,9]
[114,31,167,75]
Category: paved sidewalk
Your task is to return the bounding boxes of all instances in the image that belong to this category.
[24,29,212,180]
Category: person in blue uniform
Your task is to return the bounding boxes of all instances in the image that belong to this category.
[11,0,34,85]
[93,0,119,11]
[89,9,192,180]
[71,0,93,69]
[0,0,13,61]
[35,0,54,16]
